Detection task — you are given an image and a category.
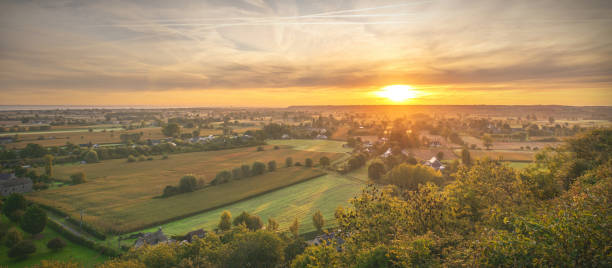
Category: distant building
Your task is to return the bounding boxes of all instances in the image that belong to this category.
[281,134,291,139]
[0,173,33,196]
[423,156,445,171]
[316,134,328,139]
[0,137,14,144]
[134,227,168,248]
[183,229,207,242]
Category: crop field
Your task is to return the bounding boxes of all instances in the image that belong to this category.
[0,217,107,268]
[460,149,535,162]
[126,172,365,239]
[460,135,561,150]
[267,139,351,154]
[28,145,344,233]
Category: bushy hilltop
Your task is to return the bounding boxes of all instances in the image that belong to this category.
[30,128,612,267]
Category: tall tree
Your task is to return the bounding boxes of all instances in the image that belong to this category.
[289,218,300,239]
[44,154,54,177]
[312,210,325,232]
[461,148,472,166]
[20,205,47,235]
[219,210,232,231]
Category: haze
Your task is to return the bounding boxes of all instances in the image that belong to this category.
[1,0,611,106]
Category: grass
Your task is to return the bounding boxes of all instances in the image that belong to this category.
[28,145,344,233]
[121,172,364,240]
[267,139,351,153]
[457,149,535,162]
[507,162,531,170]
[0,216,107,268]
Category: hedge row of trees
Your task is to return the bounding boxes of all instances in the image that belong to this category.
[211,160,274,186]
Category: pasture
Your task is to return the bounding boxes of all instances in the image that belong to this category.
[126,172,364,239]
[28,145,344,233]
[459,149,535,162]
[267,139,351,153]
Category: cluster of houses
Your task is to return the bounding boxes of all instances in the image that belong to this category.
[0,173,33,196]
[132,227,207,249]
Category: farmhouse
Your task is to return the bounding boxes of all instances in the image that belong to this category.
[0,173,33,196]
[423,156,445,171]
[184,229,207,242]
[133,227,168,248]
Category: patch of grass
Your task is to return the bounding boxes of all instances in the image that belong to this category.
[456,149,535,162]
[28,145,343,233]
[507,161,531,170]
[0,216,107,268]
[267,139,351,153]
[121,172,364,239]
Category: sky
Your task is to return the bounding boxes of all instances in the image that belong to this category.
[0,0,611,107]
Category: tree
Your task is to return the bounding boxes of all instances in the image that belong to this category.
[232,167,243,179]
[44,154,54,177]
[289,218,300,239]
[267,218,279,231]
[252,162,266,176]
[162,185,179,197]
[482,134,493,150]
[286,157,293,167]
[436,151,444,160]
[305,158,313,167]
[219,211,232,231]
[3,193,26,221]
[20,205,47,235]
[84,150,99,163]
[461,148,472,166]
[241,164,251,177]
[268,160,277,172]
[312,210,325,232]
[5,228,22,247]
[233,211,252,226]
[383,164,442,191]
[226,231,285,268]
[162,123,181,137]
[8,240,36,259]
[70,172,86,185]
[368,161,385,181]
[178,175,197,192]
[246,215,263,231]
[47,237,66,251]
[319,156,330,167]
[213,170,232,185]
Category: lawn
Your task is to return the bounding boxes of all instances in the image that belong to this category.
[0,216,107,268]
[507,162,531,170]
[267,139,351,153]
[28,145,344,233]
[120,172,364,241]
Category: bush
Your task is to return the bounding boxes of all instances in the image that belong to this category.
[5,228,22,247]
[368,161,386,181]
[8,240,36,259]
[257,146,264,151]
[268,160,277,172]
[319,156,330,167]
[383,164,442,190]
[295,162,302,166]
[163,185,179,197]
[162,154,169,160]
[20,205,47,235]
[127,155,137,162]
[213,170,232,185]
[2,193,26,221]
[286,157,293,167]
[252,162,266,176]
[47,237,67,251]
[84,150,99,163]
[232,167,243,179]
[138,155,146,161]
[70,172,86,185]
[305,158,313,167]
[178,175,197,192]
[241,165,251,178]
[273,145,280,150]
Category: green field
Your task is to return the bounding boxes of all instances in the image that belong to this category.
[267,139,351,153]
[457,149,535,162]
[28,145,343,233]
[125,172,364,239]
[0,217,107,268]
[507,162,531,170]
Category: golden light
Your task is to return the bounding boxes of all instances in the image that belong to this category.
[376,85,419,102]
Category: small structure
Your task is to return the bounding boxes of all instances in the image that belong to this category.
[423,156,445,171]
[308,231,345,252]
[281,134,291,139]
[316,134,328,139]
[381,148,392,158]
[183,229,207,242]
[0,173,33,196]
[0,137,14,144]
[133,227,168,248]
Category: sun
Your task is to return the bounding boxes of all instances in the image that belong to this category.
[376,85,419,102]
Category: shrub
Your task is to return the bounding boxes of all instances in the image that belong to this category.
[257,146,264,151]
[273,145,280,150]
[383,164,442,190]
[2,193,26,221]
[21,205,47,235]
[268,160,277,172]
[5,228,22,247]
[127,155,137,162]
[84,150,99,163]
[305,158,313,167]
[147,157,153,161]
[70,172,86,185]
[241,165,251,178]
[162,154,169,160]
[219,211,232,231]
[163,185,179,197]
[295,162,302,166]
[47,237,67,251]
[286,157,293,167]
[178,175,197,192]
[138,155,146,161]
[252,162,266,176]
[232,167,243,179]
[319,156,330,167]
[8,240,36,259]
[368,161,386,181]
[213,170,232,185]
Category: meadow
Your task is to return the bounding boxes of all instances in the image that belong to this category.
[28,145,344,233]
[460,149,535,162]
[266,139,351,153]
[0,217,107,268]
[121,172,365,240]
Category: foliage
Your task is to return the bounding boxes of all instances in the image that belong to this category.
[460,148,471,166]
[482,134,493,149]
[251,161,266,176]
[267,218,279,231]
[5,227,23,247]
[289,218,299,239]
[319,156,330,167]
[161,123,181,137]
[47,237,67,251]
[20,205,47,235]
[84,150,99,163]
[44,154,54,177]
[312,210,325,232]
[8,240,36,259]
[3,193,27,221]
[268,160,277,171]
[305,158,313,167]
[368,160,385,181]
[382,163,442,191]
[178,175,197,193]
[286,157,293,167]
[232,211,263,231]
[218,210,232,231]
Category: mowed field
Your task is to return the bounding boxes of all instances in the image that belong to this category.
[128,172,364,239]
[28,145,344,233]
[458,149,535,162]
[267,139,351,153]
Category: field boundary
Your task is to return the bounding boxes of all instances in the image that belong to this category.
[122,171,328,235]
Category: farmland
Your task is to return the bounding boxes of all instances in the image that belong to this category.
[267,139,351,153]
[124,172,364,239]
[458,149,536,162]
[27,145,344,233]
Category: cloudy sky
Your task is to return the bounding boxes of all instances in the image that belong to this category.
[1,0,611,106]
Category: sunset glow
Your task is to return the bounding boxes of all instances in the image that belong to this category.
[376,85,419,102]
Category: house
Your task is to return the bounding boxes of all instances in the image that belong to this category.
[423,156,445,171]
[0,137,14,144]
[308,231,345,251]
[134,227,168,248]
[183,229,207,242]
[381,148,392,158]
[316,134,328,139]
[429,140,442,147]
[0,173,33,196]
[281,134,291,139]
